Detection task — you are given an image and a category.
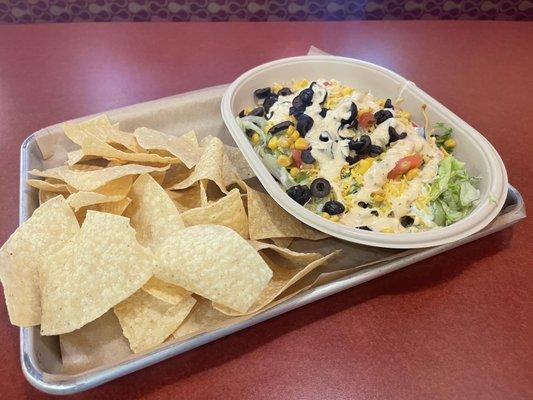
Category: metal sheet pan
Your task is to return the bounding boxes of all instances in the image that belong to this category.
[19,131,525,395]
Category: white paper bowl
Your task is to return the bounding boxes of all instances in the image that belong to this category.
[221,56,508,248]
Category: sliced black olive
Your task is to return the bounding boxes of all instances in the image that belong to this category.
[286,185,312,206]
[341,102,358,127]
[388,126,407,144]
[263,94,278,114]
[268,121,293,135]
[249,107,265,117]
[384,98,394,109]
[349,138,363,151]
[347,119,358,130]
[238,110,246,118]
[319,107,328,118]
[358,202,368,208]
[245,129,254,137]
[292,96,305,109]
[323,200,345,215]
[358,226,372,231]
[355,135,372,155]
[254,87,271,100]
[345,155,360,165]
[369,145,383,157]
[278,87,292,96]
[319,131,330,142]
[299,88,314,105]
[370,210,379,216]
[400,215,414,228]
[310,178,331,198]
[296,114,314,136]
[301,149,315,164]
[374,109,393,125]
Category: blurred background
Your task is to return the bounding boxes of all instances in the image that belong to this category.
[1,0,531,24]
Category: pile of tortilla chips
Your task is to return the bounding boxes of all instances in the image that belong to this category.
[0,115,338,356]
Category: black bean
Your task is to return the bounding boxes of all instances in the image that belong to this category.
[323,200,345,215]
[299,88,314,105]
[345,155,360,165]
[301,149,315,164]
[358,202,368,208]
[286,185,312,205]
[374,109,393,125]
[369,145,383,157]
[296,114,314,136]
[289,106,305,118]
[384,98,394,109]
[310,178,331,198]
[370,210,379,216]
[268,121,293,135]
[319,107,328,118]
[400,215,414,228]
[278,87,292,96]
[249,107,265,117]
[238,110,246,118]
[254,87,271,99]
[358,226,372,231]
[263,94,278,114]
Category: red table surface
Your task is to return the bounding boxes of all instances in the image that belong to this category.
[0,21,531,399]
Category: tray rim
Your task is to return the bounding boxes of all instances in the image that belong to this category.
[18,130,525,395]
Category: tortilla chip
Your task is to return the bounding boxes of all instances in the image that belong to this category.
[66,175,133,211]
[114,291,196,353]
[69,127,180,165]
[173,297,231,339]
[166,186,203,213]
[125,174,184,250]
[161,164,192,189]
[214,250,339,316]
[67,150,86,166]
[31,164,168,192]
[271,237,294,248]
[222,153,246,191]
[181,188,249,238]
[168,137,227,193]
[39,190,65,205]
[155,225,273,313]
[27,179,69,193]
[60,310,132,374]
[0,196,79,326]
[97,197,132,215]
[142,277,190,305]
[247,187,328,241]
[249,240,322,267]
[134,128,200,168]
[39,211,153,335]
[224,145,255,180]
[64,115,143,153]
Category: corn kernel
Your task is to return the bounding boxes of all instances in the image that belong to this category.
[284,125,296,137]
[267,137,279,150]
[290,130,300,141]
[292,79,309,91]
[245,107,253,113]
[294,138,310,150]
[289,167,299,178]
[321,212,330,219]
[372,191,385,202]
[444,138,456,149]
[341,87,353,96]
[272,83,283,93]
[251,133,260,145]
[277,154,292,167]
[380,227,394,233]
[405,168,420,181]
[290,143,295,149]
[330,215,340,222]
[278,137,290,148]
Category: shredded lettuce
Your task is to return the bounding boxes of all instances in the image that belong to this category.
[432,122,454,151]
[257,147,296,189]
[429,155,480,226]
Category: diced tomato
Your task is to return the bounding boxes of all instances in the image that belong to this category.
[291,149,302,167]
[387,154,423,179]
[358,111,374,128]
